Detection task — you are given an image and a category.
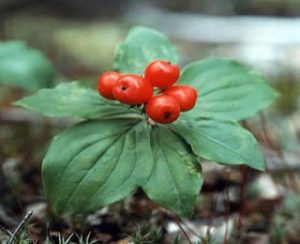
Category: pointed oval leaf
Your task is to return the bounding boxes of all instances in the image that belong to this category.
[142,126,203,217]
[43,119,153,215]
[180,58,279,121]
[173,119,265,171]
[0,41,55,91]
[14,82,141,120]
[114,26,179,74]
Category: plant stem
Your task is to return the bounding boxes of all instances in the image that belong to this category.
[223,168,230,244]
[174,215,192,244]
[147,117,156,126]
[237,166,247,242]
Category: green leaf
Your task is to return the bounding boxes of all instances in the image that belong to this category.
[43,119,153,215]
[0,41,55,91]
[142,126,203,217]
[114,26,179,74]
[173,119,265,171]
[14,82,141,120]
[180,58,279,121]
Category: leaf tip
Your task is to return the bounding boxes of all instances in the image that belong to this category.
[246,157,265,171]
[12,99,25,108]
[252,163,266,172]
[271,88,281,100]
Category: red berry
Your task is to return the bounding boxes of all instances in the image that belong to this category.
[146,94,180,124]
[98,72,123,100]
[164,85,198,111]
[113,74,153,105]
[144,60,180,89]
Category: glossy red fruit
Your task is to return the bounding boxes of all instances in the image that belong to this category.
[113,74,153,105]
[146,94,180,124]
[144,60,180,89]
[97,72,123,100]
[164,85,198,111]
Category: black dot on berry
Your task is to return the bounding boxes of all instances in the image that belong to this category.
[163,112,172,119]
[121,86,127,91]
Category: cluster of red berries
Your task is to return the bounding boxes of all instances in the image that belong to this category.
[97,60,198,124]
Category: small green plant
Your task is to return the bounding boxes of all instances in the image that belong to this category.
[0,211,33,244]
[0,41,55,91]
[131,225,164,243]
[0,225,31,244]
[44,232,98,244]
[76,232,99,244]
[270,192,300,243]
[45,233,73,244]
[15,26,279,217]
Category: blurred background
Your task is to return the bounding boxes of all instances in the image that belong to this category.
[0,0,300,243]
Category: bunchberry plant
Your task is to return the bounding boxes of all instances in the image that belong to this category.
[15,26,279,217]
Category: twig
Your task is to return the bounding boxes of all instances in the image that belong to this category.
[259,114,290,199]
[236,166,247,243]
[176,216,202,239]
[8,210,33,244]
[223,168,230,244]
[174,215,192,244]
[204,193,217,243]
[260,114,283,159]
